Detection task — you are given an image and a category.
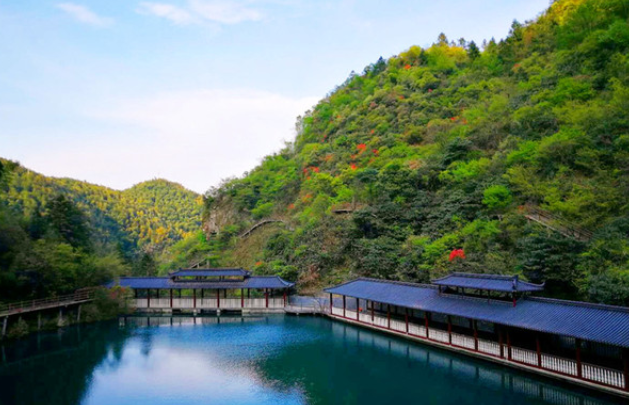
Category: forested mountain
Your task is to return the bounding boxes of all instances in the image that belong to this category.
[0,159,202,300]
[197,0,629,304]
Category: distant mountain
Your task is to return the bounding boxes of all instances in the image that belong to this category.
[199,0,629,304]
[1,160,203,253]
[0,159,204,299]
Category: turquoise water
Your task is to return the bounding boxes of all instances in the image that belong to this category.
[0,315,624,405]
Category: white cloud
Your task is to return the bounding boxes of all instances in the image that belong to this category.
[56,3,113,27]
[42,89,318,193]
[138,0,263,25]
[137,3,197,25]
[189,0,262,24]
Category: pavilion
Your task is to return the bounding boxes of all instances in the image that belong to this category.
[109,268,294,311]
[325,273,629,397]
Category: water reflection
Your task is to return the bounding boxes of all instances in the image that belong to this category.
[0,316,624,405]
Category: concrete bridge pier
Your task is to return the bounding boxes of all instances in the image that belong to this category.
[76,305,81,322]
[37,313,42,330]
[2,316,7,338]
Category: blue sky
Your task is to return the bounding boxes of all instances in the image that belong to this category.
[0,0,549,193]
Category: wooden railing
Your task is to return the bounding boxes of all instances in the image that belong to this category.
[133,297,285,310]
[330,308,626,391]
[0,290,93,316]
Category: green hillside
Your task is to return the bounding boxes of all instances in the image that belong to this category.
[197,0,629,303]
[0,159,203,300]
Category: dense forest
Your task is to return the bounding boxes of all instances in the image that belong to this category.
[193,0,629,304]
[0,159,203,301]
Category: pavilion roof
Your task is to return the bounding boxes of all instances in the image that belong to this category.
[109,275,294,290]
[431,273,544,293]
[170,268,251,277]
[324,278,629,349]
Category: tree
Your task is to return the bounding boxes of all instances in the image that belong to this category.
[467,41,481,60]
[45,195,92,251]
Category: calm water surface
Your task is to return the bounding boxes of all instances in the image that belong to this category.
[0,315,624,405]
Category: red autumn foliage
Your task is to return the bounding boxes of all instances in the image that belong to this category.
[350,164,358,170]
[312,166,320,173]
[357,143,367,152]
[404,64,411,70]
[255,261,263,266]
[370,129,375,134]
[449,249,466,261]
[450,116,459,122]
[428,88,433,93]
[288,203,295,210]
[372,149,379,155]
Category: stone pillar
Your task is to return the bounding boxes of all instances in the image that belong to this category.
[57,308,64,327]
[76,305,81,322]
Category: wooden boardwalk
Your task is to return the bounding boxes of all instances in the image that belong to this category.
[0,290,93,318]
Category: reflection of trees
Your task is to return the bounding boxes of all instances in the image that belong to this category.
[252,318,619,405]
[0,321,132,405]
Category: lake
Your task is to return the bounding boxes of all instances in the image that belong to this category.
[0,315,624,405]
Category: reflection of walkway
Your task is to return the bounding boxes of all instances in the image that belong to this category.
[330,322,607,405]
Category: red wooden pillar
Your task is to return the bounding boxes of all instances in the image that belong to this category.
[425,312,430,338]
[342,295,346,317]
[575,338,582,378]
[624,349,629,391]
[447,315,452,345]
[193,289,197,309]
[506,328,512,361]
[536,335,542,368]
[265,289,269,308]
[405,308,409,334]
[498,327,504,359]
[169,289,173,308]
[387,305,391,329]
[329,293,333,314]
[217,289,220,309]
[241,289,245,308]
[356,298,360,321]
[473,320,478,351]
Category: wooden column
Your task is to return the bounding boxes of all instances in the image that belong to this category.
[2,316,8,338]
[247,289,250,298]
[284,290,288,307]
[265,289,269,308]
[342,295,346,317]
[473,320,478,351]
[241,289,245,308]
[356,297,359,321]
[498,327,504,359]
[387,305,391,329]
[193,289,197,309]
[506,328,512,361]
[447,315,452,344]
[536,335,542,368]
[134,289,138,298]
[170,289,173,308]
[425,312,430,338]
[147,289,151,308]
[329,293,333,314]
[623,349,629,392]
[405,308,409,334]
[217,289,220,309]
[575,338,582,378]
[371,301,374,321]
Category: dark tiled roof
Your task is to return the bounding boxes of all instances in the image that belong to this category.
[170,268,250,277]
[432,273,544,293]
[109,276,294,290]
[324,278,629,348]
